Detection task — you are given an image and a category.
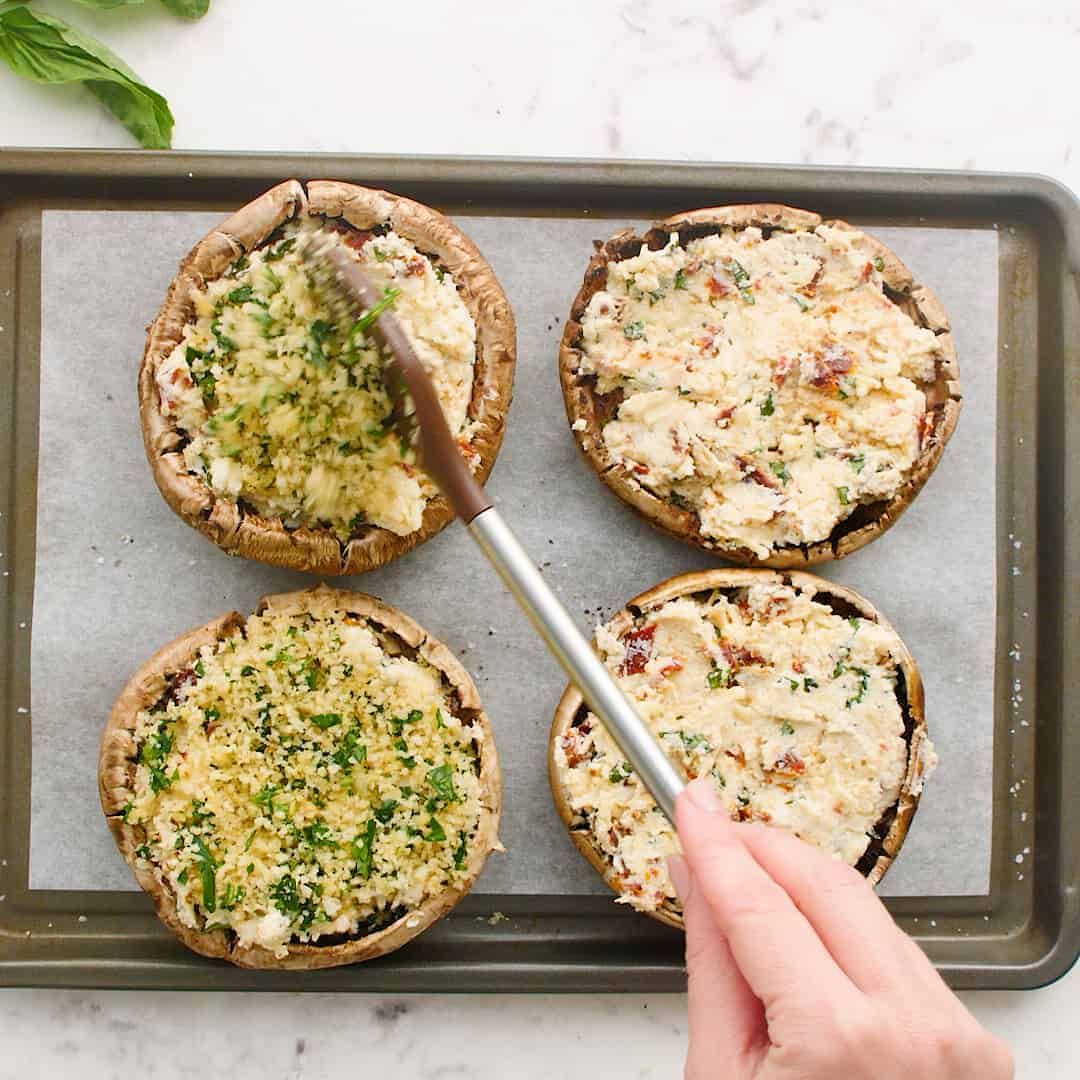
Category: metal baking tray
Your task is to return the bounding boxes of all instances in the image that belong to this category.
[0,150,1076,991]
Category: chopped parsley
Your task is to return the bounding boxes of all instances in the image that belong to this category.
[803,676,819,692]
[353,286,401,334]
[873,256,885,272]
[190,835,218,913]
[622,320,646,341]
[780,720,795,736]
[608,762,633,784]
[424,817,447,843]
[140,727,177,793]
[845,667,870,708]
[760,391,775,417]
[673,268,689,290]
[309,712,341,730]
[352,820,377,880]
[227,285,254,305]
[332,728,366,772]
[849,453,865,472]
[837,486,850,505]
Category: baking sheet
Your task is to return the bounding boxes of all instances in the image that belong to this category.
[29,210,997,897]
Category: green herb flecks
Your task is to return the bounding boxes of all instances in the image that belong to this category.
[453,833,468,870]
[424,817,446,842]
[140,726,177,793]
[803,677,819,692]
[780,720,795,736]
[724,258,755,303]
[622,320,646,341]
[352,286,401,335]
[707,664,733,690]
[837,486,850,505]
[608,762,633,784]
[674,268,689,290]
[263,236,296,262]
[845,667,870,709]
[300,819,336,849]
[190,835,218,913]
[352,820,377,880]
[252,783,280,818]
[769,460,790,484]
[760,391,775,417]
[332,727,366,773]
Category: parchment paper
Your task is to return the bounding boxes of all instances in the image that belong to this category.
[30,211,997,897]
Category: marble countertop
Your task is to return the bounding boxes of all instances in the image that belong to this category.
[1,1,1076,1077]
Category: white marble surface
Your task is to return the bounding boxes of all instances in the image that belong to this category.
[1,0,1077,1077]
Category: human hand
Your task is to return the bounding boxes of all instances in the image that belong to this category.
[668,778,1013,1080]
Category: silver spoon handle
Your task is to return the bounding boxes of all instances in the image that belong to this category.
[468,507,685,822]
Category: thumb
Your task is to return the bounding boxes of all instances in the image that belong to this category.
[669,855,765,1077]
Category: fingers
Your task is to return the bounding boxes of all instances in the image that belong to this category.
[675,779,855,1012]
[734,821,944,996]
[669,855,765,1078]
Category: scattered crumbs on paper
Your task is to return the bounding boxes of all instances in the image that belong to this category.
[486,911,510,926]
[77,914,87,923]
[16,707,27,715]
[1015,853,1024,864]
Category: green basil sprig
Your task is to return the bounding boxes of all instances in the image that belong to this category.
[0,1,211,148]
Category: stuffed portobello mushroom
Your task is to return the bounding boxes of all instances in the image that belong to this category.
[99,585,502,969]
[560,204,960,566]
[549,570,934,928]
[140,179,515,574]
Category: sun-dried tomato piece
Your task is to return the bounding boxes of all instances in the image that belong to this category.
[621,624,656,675]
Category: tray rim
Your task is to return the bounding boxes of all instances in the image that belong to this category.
[0,149,1076,993]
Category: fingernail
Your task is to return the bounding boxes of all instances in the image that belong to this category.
[667,854,693,904]
[685,776,724,814]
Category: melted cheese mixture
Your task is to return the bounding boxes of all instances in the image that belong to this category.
[576,226,940,557]
[555,583,916,914]
[156,219,478,539]
[125,608,485,957]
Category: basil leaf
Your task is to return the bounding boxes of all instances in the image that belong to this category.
[71,1,144,8]
[427,763,456,803]
[0,5,173,148]
[160,0,210,17]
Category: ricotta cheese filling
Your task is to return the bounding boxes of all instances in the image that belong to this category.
[156,218,478,540]
[555,582,916,914]
[125,607,486,958]
[576,225,941,558]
